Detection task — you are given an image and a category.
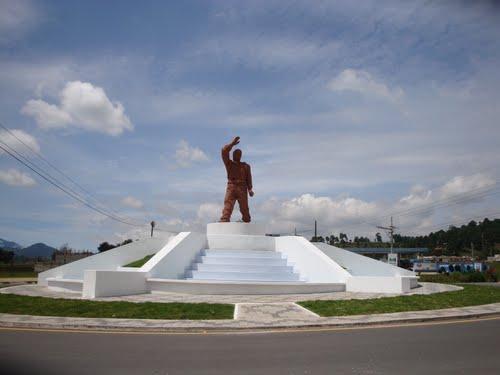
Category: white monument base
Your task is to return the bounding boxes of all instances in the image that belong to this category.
[38,222,418,298]
[207,222,266,236]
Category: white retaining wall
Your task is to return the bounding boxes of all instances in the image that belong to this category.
[142,232,207,278]
[313,243,415,277]
[313,242,418,293]
[275,236,351,283]
[149,279,345,295]
[345,276,416,294]
[38,236,172,285]
[83,270,148,298]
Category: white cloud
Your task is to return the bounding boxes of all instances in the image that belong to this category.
[0,129,40,155]
[197,202,222,222]
[21,81,133,136]
[328,69,404,101]
[0,0,40,44]
[261,193,379,233]
[259,173,497,236]
[0,168,36,187]
[21,100,72,128]
[440,174,495,199]
[198,35,340,69]
[174,140,209,168]
[397,185,433,209]
[121,196,143,209]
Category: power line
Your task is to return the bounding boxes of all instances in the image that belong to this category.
[374,185,499,223]
[313,182,499,234]
[402,211,500,236]
[0,141,145,227]
[0,122,143,225]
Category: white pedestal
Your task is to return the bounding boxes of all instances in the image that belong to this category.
[207,222,266,236]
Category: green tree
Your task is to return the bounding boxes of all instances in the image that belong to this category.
[0,248,14,263]
[98,242,116,253]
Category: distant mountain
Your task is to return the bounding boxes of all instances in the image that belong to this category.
[15,243,56,259]
[0,238,22,250]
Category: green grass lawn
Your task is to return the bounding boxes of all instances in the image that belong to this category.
[299,285,500,317]
[123,254,155,268]
[0,293,234,320]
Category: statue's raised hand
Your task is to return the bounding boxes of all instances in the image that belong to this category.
[232,136,240,146]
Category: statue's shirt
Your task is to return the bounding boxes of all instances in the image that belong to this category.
[221,145,253,190]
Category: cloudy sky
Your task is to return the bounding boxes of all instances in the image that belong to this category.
[1,0,499,250]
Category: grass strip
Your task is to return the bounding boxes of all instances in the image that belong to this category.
[298,285,500,317]
[123,254,155,268]
[0,293,233,320]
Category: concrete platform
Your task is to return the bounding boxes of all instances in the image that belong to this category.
[148,279,345,295]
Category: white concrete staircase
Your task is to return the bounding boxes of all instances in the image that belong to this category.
[184,249,304,282]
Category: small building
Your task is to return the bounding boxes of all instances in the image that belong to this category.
[487,254,500,262]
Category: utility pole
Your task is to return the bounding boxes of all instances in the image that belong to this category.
[294,227,297,236]
[314,220,317,240]
[150,221,156,237]
[471,241,474,260]
[377,216,396,253]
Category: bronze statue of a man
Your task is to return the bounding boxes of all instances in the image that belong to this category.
[220,136,254,222]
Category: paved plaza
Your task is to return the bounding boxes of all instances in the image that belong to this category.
[0,282,461,303]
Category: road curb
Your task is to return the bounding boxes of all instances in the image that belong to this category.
[1,303,499,333]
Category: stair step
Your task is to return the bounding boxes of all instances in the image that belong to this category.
[202,249,283,258]
[193,263,295,273]
[186,270,302,282]
[199,256,289,266]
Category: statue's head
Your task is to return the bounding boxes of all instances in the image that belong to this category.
[233,149,242,162]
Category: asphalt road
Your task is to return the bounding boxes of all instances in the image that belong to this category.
[1,317,499,375]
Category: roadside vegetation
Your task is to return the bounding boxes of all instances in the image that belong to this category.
[0,264,36,278]
[419,269,498,283]
[299,285,500,317]
[0,293,233,320]
[123,254,155,268]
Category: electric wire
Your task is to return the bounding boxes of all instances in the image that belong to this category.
[0,122,144,225]
[0,141,145,227]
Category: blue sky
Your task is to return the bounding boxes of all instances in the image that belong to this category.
[1,0,499,250]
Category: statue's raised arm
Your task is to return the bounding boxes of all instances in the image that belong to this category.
[221,136,240,167]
